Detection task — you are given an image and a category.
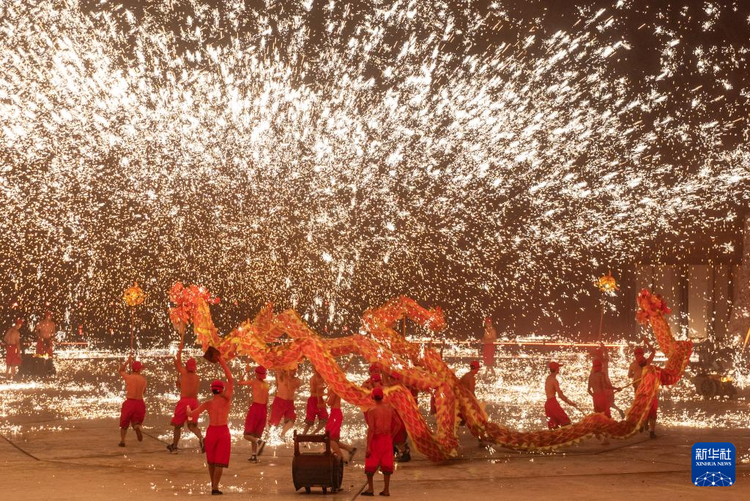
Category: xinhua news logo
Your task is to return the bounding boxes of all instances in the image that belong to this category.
[692,442,735,487]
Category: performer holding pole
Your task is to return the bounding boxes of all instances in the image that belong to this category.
[588,359,611,445]
[167,347,204,453]
[268,366,301,439]
[187,355,234,496]
[362,387,395,497]
[118,354,147,447]
[326,387,357,463]
[240,365,269,463]
[628,338,658,438]
[544,361,578,429]
[302,366,328,435]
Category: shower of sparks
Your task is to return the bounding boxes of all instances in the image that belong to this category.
[0,1,748,337]
[1,349,748,447]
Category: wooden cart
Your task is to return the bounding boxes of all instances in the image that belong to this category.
[292,431,344,494]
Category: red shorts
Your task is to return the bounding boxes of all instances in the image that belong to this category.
[171,397,200,427]
[205,424,231,468]
[269,397,296,426]
[648,397,658,420]
[243,402,268,437]
[35,339,52,357]
[392,413,407,444]
[305,396,328,424]
[5,345,21,366]
[483,343,495,367]
[544,397,571,429]
[592,392,611,418]
[365,434,394,475]
[326,408,343,441]
[119,398,146,429]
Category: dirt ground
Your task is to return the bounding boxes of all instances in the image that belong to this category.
[1,356,749,499]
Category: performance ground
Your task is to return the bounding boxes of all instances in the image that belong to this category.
[2,419,748,500]
[1,356,749,499]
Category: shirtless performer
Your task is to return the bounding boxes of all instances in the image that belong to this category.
[362,387,395,497]
[594,344,625,419]
[384,372,411,462]
[544,361,578,429]
[459,360,482,446]
[187,356,234,496]
[302,366,328,435]
[240,365,269,463]
[481,318,497,374]
[118,354,147,447]
[4,319,23,377]
[35,311,55,357]
[167,349,204,453]
[326,387,357,463]
[268,366,301,439]
[628,338,658,438]
[588,358,612,445]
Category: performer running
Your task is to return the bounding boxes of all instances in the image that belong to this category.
[34,311,55,357]
[588,358,611,445]
[362,387,395,497]
[186,355,234,496]
[544,361,578,429]
[167,349,203,453]
[481,318,497,374]
[628,338,658,438]
[326,387,357,463]
[302,366,328,435]
[268,366,301,439]
[4,319,23,377]
[118,354,147,447]
[240,365,269,463]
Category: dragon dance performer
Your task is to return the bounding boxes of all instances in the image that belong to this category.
[187,356,234,496]
[481,318,497,374]
[4,319,23,377]
[363,387,395,497]
[34,310,55,357]
[240,365,269,463]
[458,360,481,425]
[268,366,301,439]
[593,343,625,419]
[302,366,328,435]
[168,349,204,453]
[628,338,658,439]
[326,387,357,463]
[588,358,611,445]
[118,355,147,447]
[459,360,484,446]
[387,373,411,463]
[544,361,579,429]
